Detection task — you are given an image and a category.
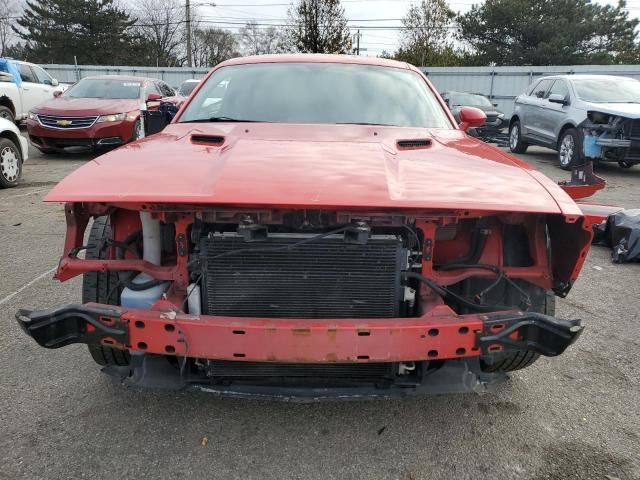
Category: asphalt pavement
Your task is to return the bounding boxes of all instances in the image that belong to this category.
[0,137,638,480]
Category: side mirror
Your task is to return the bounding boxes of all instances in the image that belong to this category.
[548,93,568,105]
[458,106,486,132]
[146,93,163,102]
[53,90,63,98]
[51,78,59,86]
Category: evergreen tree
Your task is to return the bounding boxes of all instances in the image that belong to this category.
[286,0,352,54]
[14,0,138,65]
[457,0,640,65]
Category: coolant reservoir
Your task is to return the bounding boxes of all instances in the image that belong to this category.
[120,273,169,309]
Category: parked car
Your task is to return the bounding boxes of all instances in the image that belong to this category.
[178,79,200,97]
[441,91,507,134]
[26,75,182,153]
[0,117,28,187]
[510,74,640,169]
[0,58,64,123]
[16,55,589,400]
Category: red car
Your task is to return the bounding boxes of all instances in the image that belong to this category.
[26,75,181,153]
[17,55,593,400]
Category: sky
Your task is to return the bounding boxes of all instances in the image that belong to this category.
[195,0,640,56]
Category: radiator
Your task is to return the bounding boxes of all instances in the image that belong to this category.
[200,233,405,318]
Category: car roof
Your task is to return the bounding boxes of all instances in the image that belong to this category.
[537,74,638,82]
[81,75,157,82]
[217,53,415,72]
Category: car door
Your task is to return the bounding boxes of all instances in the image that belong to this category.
[537,79,571,145]
[18,63,54,111]
[522,79,554,141]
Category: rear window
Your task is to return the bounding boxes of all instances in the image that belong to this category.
[65,78,141,99]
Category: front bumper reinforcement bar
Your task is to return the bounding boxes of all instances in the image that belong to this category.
[15,304,583,361]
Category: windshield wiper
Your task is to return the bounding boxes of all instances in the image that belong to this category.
[339,122,398,126]
[182,116,261,123]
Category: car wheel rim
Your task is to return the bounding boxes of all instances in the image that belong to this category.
[510,125,519,149]
[0,146,19,182]
[0,111,11,120]
[559,135,574,167]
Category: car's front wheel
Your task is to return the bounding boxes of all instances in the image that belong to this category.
[0,137,22,188]
[509,120,528,154]
[558,128,580,170]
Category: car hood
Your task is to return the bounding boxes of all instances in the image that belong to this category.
[583,102,640,119]
[45,123,579,215]
[33,97,140,116]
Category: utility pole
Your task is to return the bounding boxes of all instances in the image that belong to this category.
[186,0,192,67]
[356,29,360,56]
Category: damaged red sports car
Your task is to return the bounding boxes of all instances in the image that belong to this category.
[16,55,591,400]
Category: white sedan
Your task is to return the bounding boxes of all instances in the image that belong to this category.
[0,117,28,188]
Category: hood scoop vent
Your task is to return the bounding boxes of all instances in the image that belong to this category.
[191,134,225,146]
[397,139,432,150]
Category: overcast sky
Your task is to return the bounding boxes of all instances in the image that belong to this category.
[195,0,640,56]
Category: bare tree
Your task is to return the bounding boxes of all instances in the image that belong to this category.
[131,0,187,66]
[191,27,239,67]
[399,0,455,65]
[0,0,19,57]
[239,21,283,55]
[286,0,351,54]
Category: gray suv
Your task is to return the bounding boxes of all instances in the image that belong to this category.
[509,74,640,169]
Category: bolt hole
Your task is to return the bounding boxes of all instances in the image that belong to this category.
[103,339,114,345]
[458,326,469,334]
[489,345,502,352]
[233,353,245,358]
[134,320,145,329]
[428,328,439,337]
[164,324,175,332]
[232,330,246,335]
[357,355,369,360]
[165,345,175,353]
[137,342,147,350]
[456,348,466,355]
[491,323,505,332]
[428,350,438,358]
[358,331,370,337]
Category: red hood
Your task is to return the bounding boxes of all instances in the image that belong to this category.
[33,97,140,116]
[45,123,581,216]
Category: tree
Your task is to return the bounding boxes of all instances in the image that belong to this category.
[286,0,351,54]
[239,21,283,56]
[457,0,640,65]
[0,0,19,57]
[14,0,139,65]
[398,0,456,66]
[191,27,239,67]
[130,0,187,67]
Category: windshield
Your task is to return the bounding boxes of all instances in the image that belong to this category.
[450,93,493,108]
[573,78,640,103]
[179,63,452,128]
[179,81,199,96]
[65,78,141,99]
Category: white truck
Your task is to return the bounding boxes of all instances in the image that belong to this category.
[0,59,64,123]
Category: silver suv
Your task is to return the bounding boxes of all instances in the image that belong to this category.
[509,74,640,169]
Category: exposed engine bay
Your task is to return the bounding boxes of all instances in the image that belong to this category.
[582,110,640,167]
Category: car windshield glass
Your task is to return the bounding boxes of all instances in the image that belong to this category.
[179,63,452,128]
[450,93,493,108]
[65,78,141,99]
[179,81,199,96]
[573,78,640,103]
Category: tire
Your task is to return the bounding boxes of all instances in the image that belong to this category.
[130,119,142,142]
[618,161,635,169]
[509,120,528,154]
[35,146,59,155]
[558,128,580,170]
[481,291,555,373]
[0,105,14,123]
[0,137,22,188]
[82,216,130,367]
